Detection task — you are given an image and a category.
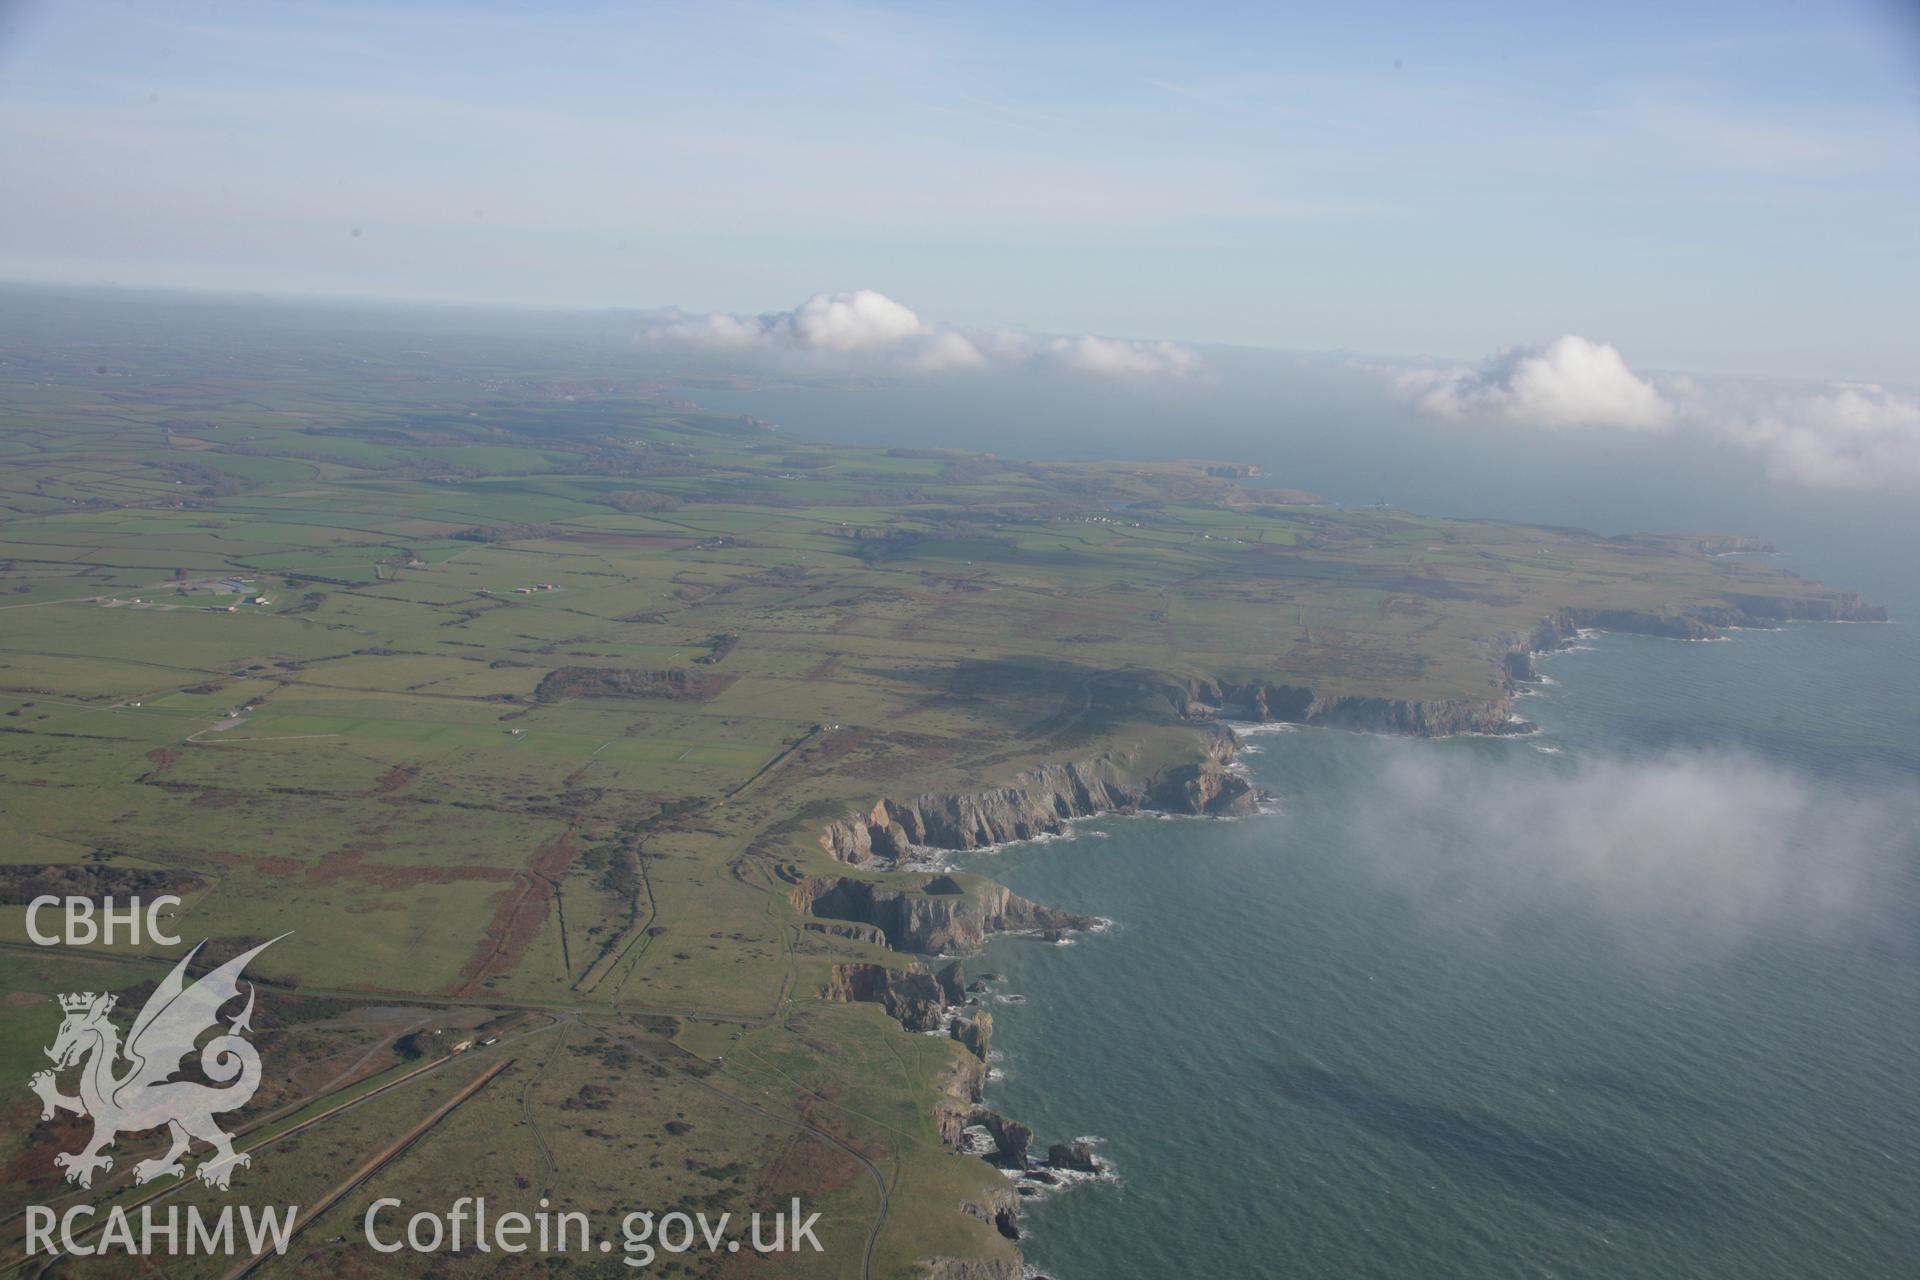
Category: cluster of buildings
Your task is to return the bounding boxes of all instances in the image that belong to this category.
[175,576,271,610]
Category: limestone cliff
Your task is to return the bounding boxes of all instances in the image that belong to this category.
[789,874,1095,955]
[951,1009,993,1061]
[1296,692,1521,736]
[1170,676,1525,737]
[963,1100,1030,1166]
[913,1251,1021,1280]
[818,961,965,1032]
[935,1042,989,1148]
[1501,592,1889,679]
[1719,592,1886,623]
[1169,587,1886,734]
[819,723,1255,866]
[919,1251,1022,1280]
[1694,535,1776,556]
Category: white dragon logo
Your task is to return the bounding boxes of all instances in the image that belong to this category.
[28,936,282,1191]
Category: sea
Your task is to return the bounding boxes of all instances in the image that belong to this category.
[692,351,1920,1278]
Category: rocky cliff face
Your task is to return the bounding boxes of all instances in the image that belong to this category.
[1502,592,1889,679]
[1297,693,1522,736]
[1694,535,1777,556]
[964,1100,1029,1166]
[929,1169,1025,1279]
[819,960,968,1031]
[951,1010,993,1061]
[1170,677,1526,737]
[1048,1141,1100,1173]
[1720,592,1886,623]
[827,958,1030,1268]
[936,1046,988,1147]
[919,1254,1023,1280]
[819,724,1255,866]
[1169,588,1887,734]
[788,875,1097,956]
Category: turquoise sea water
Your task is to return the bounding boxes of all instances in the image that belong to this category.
[692,367,1920,1278]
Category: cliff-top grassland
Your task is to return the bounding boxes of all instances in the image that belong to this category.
[0,300,1883,1278]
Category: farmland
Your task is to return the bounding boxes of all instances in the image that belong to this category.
[0,291,1878,1278]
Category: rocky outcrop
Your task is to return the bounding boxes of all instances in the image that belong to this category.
[814,959,960,1028]
[1168,587,1888,735]
[1538,607,1719,643]
[1295,693,1524,736]
[1720,592,1886,623]
[934,957,969,1005]
[1694,535,1776,556]
[819,724,1255,866]
[936,1041,989,1147]
[1165,678,1312,723]
[1145,750,1259,814]
[1511,592,1888,665]
[1172,676,1526,737]
[951,1010,993,1061]
[789,875,1095,955]
[1047,1141,1100,1173]
[919,1253,1022,1280]
[818,814,880,863]
[966,1103,1030,1166]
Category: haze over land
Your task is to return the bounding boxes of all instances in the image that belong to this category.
[6,0,1914,496]
[0,2,1916,1277]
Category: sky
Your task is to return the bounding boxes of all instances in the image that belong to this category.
[0,0,1917,383]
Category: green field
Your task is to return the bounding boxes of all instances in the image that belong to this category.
[0,297,1875,1278]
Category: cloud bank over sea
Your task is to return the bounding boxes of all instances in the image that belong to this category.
[1344,744,1912,947]
[1382,335,1920,493]
[641,294,1917,493]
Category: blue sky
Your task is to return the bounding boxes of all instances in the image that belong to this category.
[1,0,1916,380]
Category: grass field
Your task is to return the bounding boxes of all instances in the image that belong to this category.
[0,292,1875,1278]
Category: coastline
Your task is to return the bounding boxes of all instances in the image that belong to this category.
[792,591,1891,1279]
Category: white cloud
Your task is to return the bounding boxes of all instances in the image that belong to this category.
[645,289,927,352]
[1346,746,1909,944]
[1042,334,1202,377]
[906,329,989,372]
[1394,335,1674,430]
[643,309,770,350]
[1672,378,1920,493]
[639,290,1199,378]
[1387,336,1920,492]
[776,289,928,351]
